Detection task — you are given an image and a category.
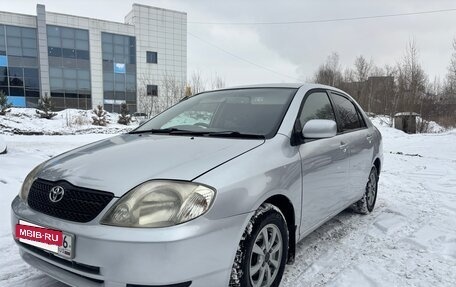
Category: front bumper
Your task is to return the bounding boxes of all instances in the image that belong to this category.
[11,196,252,287]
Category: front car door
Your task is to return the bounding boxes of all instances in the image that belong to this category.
[297,90,350,234]
[329,92,375,202]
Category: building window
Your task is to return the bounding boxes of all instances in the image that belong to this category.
[0,55,7,67]
[146,51,157,64]
[101,32,136,113]
[0,24,39,108]
[147,84,158,96]
[47,25,91,110]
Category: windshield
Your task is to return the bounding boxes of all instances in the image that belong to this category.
[133,88,297,139]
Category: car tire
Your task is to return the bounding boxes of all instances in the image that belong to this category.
[229,203,288,287]
[352,166,378,214]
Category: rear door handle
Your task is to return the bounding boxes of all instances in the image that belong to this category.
[366,134,373,143]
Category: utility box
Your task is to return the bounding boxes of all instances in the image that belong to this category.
[394,112,419,134]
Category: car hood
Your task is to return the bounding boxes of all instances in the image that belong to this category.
[38,133,264,197]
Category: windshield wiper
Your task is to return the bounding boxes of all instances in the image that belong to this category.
[129,128,192,134]
[130,128,264,139]
[202,131,265,139]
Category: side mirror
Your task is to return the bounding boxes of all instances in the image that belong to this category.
[302,119,337,139]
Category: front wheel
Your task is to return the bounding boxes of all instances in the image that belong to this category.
[230,204,288,287]
[352,166,378,214]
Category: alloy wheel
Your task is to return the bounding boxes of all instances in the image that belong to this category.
[366,171,377,208]
[249,224,283,287]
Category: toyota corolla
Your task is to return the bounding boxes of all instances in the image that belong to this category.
[11,83,382,287]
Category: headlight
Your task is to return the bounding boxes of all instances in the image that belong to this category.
[19,163,45,201]
[100,180,216,228]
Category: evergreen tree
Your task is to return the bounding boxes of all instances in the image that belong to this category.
[0,90,12,116]
[92,105,108,126]
[117,103,131,125]
[36,95,58,119]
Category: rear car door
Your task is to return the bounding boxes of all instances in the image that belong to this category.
[297,91,350,233]
[329,92,375,202]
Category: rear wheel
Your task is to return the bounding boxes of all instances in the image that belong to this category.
[352,166,378,214]
[229,204,288,287]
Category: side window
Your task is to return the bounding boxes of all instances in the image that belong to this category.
[299,92,335,129]
[330,93,363,132]
[357,109,367,128]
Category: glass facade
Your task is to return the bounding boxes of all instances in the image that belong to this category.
[101,32,136,113]
[47,25,91,110]
[0,25,40,107]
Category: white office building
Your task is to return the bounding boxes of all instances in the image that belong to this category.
[0,3,187,113]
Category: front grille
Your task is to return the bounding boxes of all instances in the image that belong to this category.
[28,179,114,223]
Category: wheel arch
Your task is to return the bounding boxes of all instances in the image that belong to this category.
[263,194,296,264]
[373,157,381,176]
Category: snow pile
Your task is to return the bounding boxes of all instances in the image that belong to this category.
[369,115,394,128]
[369,114,448,133]
[425,120,447,133]
[0,108,140,135]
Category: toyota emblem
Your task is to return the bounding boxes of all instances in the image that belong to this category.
[49,186,65,203]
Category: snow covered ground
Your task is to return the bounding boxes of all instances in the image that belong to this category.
[0,108,139,135]
[0,120,455,286]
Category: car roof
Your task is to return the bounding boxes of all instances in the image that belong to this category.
[217,83,347,94]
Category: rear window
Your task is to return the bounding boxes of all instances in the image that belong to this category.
[330,93,363,132]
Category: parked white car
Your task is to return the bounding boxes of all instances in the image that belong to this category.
[0,135,7,154]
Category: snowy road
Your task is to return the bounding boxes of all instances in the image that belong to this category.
[1,123,455,287]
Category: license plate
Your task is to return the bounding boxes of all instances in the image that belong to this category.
[16,220,74,259]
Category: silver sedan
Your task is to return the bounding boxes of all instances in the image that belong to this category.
[11,83,382,287]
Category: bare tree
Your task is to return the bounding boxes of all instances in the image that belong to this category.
[370,65,385,77]
[352,55,373,110]
[184,71,225,97]
[137,74,156,118]
[354,55,372,82]
[429,76,442,96]
[210,73,226,90]
[137,72,186,117]
[343,68,355,83]
[445,38,456,96]
[189,71,206,95]
[307,40,454,128]
[313,52,343,87]
[396,40,428,114]
[438,37,456,127]
[184,86,192,97]
[158,72,185,113]
[381,65,398,120]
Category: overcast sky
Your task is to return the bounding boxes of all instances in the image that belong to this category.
[3,0,456,86]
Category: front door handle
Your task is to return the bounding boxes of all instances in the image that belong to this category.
[339,142,348,153]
